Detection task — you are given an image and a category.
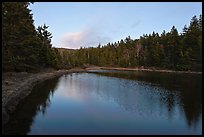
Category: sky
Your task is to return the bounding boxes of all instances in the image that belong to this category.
[29,2,202,49]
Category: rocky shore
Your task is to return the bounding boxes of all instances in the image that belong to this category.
[86,67,202,74]
[2,66,201,126]
[2,68,86,126]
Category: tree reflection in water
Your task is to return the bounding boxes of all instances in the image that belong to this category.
[2,70,202,135]
[2,77,60,135]
[91,71,202,130]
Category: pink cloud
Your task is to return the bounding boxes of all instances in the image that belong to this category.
[59,27,111,49]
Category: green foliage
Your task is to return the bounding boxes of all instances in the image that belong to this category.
[60,15,202,72]
[2,3,201,73]
[2,2,61,72]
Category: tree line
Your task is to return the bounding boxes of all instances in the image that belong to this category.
[60,15,202,71]
[2,2,62,72]
[2,2,202,72]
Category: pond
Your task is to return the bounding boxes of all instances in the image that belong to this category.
[2,70,202,135]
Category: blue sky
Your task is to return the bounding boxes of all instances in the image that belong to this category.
[29,2,202,49]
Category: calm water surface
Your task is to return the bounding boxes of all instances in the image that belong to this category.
[3,70,202,135]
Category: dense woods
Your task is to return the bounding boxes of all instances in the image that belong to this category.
[2,2,62,72]
[2,2,202,72]
[61,15,202,71]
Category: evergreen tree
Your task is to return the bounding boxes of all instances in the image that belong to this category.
[2,2,39,71]
[2,2,62,72]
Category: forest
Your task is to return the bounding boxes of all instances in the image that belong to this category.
[2,2,202,72]
[62,15,202,71]
[2,2,62,72]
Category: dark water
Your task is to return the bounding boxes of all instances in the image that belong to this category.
[3,70,202,135]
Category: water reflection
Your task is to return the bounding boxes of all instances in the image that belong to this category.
[2,71,202,135]
[2,77,60,135]
[90,70,202,129]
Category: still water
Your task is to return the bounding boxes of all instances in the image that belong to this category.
[3,70,202,135]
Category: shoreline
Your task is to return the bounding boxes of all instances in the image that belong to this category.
[2,66,202,126]
[86,66,202,74]
[2,68,87,126]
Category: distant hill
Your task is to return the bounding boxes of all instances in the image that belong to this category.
[56,47,76,52]
[56,48,76,57]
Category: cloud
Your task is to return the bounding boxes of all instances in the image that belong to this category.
[59,26,111,49]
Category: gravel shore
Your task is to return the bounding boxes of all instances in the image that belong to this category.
[86,67,202,74]
[2,67,201,126]
[2,68,86,126]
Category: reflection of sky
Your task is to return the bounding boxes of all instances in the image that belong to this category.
[29,72,202,135]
